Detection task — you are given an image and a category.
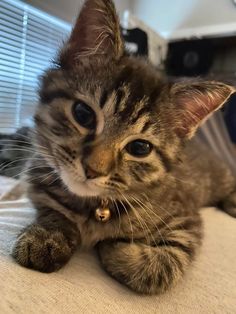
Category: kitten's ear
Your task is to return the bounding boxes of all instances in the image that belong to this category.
[170,81,235,139]
[60,0,124,67]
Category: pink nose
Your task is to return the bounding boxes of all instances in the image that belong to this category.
[84,165,101,179]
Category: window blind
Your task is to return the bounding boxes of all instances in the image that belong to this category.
[0,0,71,133]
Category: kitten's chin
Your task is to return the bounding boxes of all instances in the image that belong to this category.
[60,169,103,197]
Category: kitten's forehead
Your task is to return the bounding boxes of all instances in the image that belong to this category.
[67,57,164,131]
[72,56,164,101]
[39,57,166,144]
[96,59,164,137]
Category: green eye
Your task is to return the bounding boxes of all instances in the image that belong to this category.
[125,140,153,157]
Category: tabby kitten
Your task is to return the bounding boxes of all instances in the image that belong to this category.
[13,0,236,294]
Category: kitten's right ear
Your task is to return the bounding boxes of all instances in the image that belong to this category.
[60,0,124,67]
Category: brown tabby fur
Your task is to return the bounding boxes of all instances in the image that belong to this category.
[13,0,236,294]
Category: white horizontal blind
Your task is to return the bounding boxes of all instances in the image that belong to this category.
[0,0,71,133]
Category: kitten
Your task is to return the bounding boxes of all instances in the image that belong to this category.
[0,127,32,178]
[12,0,236,294]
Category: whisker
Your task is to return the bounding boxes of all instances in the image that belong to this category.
[0,156,45,172]
[129,198,179,270]
[0,152,54,177]
[131,196,165,247]
[8,164,53,180]
[119,198,134,244]
[0,138,46,149]
[39,170,58,184]
[134,195,174,233]
[123,194,158,247]
[25,169,59,185]
[111,198,122,237]
[141,192,183,231]
[0,147,53,158]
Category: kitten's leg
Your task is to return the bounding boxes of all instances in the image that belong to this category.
[13,208,80,272]
[98,215,202,294]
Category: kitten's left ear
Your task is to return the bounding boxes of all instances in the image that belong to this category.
[60,0,124,67]
[170,81,235,139]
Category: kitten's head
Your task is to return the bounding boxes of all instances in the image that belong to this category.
[35,0,234,198]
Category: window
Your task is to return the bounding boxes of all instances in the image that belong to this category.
[0,0,71,133]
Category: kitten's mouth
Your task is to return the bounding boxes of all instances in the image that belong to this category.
[60,169,108,197]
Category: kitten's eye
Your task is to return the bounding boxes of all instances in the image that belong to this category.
[72,101,96,129]
[125,140,153,157]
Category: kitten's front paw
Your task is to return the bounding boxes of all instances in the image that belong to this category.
[13,225,75,272]
[98,241,189,295]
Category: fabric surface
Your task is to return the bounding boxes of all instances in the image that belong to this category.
[0,176,235,314]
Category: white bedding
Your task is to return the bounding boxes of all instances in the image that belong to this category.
[0,176,236,314]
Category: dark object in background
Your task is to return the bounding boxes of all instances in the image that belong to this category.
[0,127,32,178]
[166,39,214,76]
[166,35,236,147]
[122,27,148,57]
[224,93,236,144]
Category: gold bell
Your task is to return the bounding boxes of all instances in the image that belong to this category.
[95,200,111,222]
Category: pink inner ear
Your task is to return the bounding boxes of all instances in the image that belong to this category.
[178,92,212,129]
[173,83,235,138]
[60,0,123,67]
[69,1,107,55]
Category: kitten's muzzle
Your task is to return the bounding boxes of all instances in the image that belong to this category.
[82,143,114,179]
[84,164,102,179]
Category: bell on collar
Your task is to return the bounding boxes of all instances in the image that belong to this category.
[95,199,111,222]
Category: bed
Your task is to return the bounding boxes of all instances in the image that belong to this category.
[0,175,235,314]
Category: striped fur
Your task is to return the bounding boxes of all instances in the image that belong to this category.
[0,127,32,178]
[12,0,236,295]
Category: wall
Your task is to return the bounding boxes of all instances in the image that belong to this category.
[132,0,236,39]
[22,0,236,39]
[23,0,134,23]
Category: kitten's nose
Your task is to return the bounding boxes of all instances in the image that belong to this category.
[84,164,101,179]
